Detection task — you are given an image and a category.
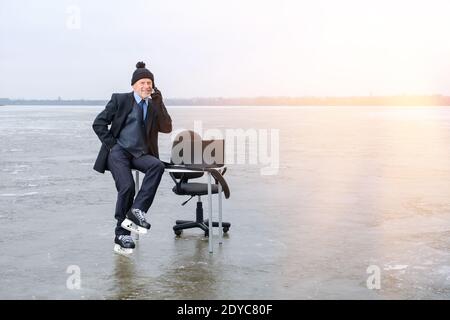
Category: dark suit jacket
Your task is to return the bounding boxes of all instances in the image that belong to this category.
[92,92,172,173]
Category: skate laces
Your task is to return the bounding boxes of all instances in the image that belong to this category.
[132,208,146,222]
[119,235,133,244]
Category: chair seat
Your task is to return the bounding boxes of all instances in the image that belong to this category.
[172,182,219,196]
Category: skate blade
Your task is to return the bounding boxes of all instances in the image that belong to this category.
[121,219,148,234]
[114,244,133,256]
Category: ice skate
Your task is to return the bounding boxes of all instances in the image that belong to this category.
[121,208,151,234]
[113,235,135,256]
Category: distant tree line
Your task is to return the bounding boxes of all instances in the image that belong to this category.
[1,95,450,106]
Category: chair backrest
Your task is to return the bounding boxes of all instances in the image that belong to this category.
[170,130,204,181]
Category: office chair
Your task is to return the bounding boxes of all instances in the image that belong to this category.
[167,130,231,237]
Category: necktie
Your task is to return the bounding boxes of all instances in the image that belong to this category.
[139,99,147,121]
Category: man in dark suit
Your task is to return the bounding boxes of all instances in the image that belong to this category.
[92,61,172,255]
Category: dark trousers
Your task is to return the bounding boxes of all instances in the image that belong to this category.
[107,144,165,236]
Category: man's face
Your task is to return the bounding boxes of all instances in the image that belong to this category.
[132,78,153,99]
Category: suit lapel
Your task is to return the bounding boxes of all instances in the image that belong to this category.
[124,92,135,117]
[114,92,134,136]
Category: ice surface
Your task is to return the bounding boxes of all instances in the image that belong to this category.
[0,105,449,299]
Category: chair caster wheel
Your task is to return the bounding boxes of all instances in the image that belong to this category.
[174,230,182,236]
[223,227,229,233]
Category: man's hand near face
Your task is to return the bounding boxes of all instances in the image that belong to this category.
[151,87,163,106]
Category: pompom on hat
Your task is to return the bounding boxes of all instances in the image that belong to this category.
[131,61,154,87]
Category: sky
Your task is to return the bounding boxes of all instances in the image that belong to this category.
[1,0,450,99]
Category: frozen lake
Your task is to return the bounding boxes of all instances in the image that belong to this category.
[0,105,449,299]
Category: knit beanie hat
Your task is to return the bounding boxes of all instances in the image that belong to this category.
[131,61,154,87]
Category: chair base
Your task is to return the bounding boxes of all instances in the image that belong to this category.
[173,201,231,237]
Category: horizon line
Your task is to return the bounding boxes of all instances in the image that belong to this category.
[2,95,450,107]
[2,94,450,101]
